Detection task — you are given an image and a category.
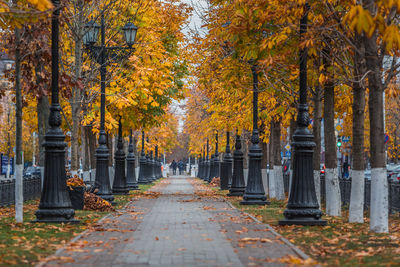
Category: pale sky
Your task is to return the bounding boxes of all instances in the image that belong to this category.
[173,0,207,132]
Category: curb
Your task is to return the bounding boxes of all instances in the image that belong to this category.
[225,200,310,260]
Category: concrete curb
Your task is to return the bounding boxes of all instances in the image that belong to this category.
[225,200,310,260]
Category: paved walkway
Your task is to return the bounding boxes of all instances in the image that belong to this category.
[41,177,308,267]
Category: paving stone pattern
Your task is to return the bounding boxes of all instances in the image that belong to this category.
[41,177,307,267]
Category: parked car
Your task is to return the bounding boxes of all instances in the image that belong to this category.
[23,166,41,178]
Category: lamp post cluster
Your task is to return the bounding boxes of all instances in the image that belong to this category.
[137,131,163,184]
[197,2,325,226]
[33,7,164,223]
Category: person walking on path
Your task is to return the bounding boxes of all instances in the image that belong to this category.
[171,160,177,175]
[178,160,184,175]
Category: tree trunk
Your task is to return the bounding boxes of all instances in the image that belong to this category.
[36,96,49,167]
[82,126,90,172]
[260,125,269,194]
[323,43,341,216]
[88,126,97,170]
[268,121,276,198]
[312,85,323,207]
[289,116,296,197]
[70,0,84,172]
[273,118,284,200]
[363,0,388,232]
[14,26,23,223]
[349,32,366,223]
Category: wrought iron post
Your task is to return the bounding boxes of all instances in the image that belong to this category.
[126,130,138,190]
[138,131,148,184]
[205,139,210,182]
[220,131,232,190]
[241,63,268,205]
[150,150,156,181]
[228,132,246,196]
[34,0,78,223]
[92,15,115,203]
[112,117,129,194]
[279,3,326,226]
[214,132,220,179]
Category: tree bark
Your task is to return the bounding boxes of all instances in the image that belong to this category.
[14,26,23,223]
[36,95,49,167]
[349,32,366,223]
[268,121,275,198]
[312,85,323,206]
[363,0,388,232]
[323,42,341,216]
[70,0,84,172]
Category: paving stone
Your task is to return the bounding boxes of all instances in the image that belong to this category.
[41,176,308,267]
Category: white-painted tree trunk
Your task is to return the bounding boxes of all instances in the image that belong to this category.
[313,170,321,207]
[370,168,388,232]
[136,167,140,180]
[261,169,268,195]
[244,169,249,186]
[6,160,10,179]
[268,168,276,199]
[15,164,23,223]
[349,170,364,223]
[39,166,44,190]
[109,167,114,186]
[325,168,341,216]
[274,166,285,200]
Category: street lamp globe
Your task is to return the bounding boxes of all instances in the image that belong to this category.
[122,22,138,47]
[83,20,100,46]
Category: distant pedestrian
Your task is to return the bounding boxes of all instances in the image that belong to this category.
[178,160,184,175]
[171,160,177,175]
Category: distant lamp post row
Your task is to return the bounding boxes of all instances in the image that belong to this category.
[137,131,163,184]
[83,13,137,203]
[198,2,325,226]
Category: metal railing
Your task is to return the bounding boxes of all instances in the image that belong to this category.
[0,176,42,206]
[283,173,400,213]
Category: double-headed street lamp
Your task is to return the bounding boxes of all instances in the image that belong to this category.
[83,13,137,203]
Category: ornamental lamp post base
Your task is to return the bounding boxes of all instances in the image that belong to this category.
[240,132,268,206]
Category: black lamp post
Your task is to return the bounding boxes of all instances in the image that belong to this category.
[279,3,326,226]
[228,132,246,196]
[214,132,220,179]
[83,13,137,202]
[205,139,210,182]
[112,118,129,194]
[220,131,232,190]
[138,131,149,184]
[240,63,268,205]
[208,153,215,182]
[199,146,204,179]
[126,130,139,190]
[34,0,78,223]
[150,150,156,181]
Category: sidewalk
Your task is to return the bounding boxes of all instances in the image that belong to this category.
[40,176,309,267]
